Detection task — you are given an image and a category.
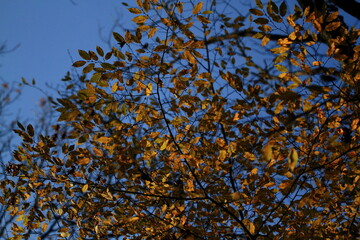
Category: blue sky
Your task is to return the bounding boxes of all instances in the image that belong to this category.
[0,0,133,120]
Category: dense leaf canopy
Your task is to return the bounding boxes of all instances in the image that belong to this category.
[1,0,359,239]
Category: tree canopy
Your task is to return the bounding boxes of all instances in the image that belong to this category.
[2,0,360,239]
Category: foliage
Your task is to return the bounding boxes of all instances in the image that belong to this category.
[2,0,360,239]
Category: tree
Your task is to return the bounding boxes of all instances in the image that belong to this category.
[2,0,359,239]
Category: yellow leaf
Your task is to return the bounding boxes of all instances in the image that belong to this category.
[312,61,322,66]
[97,136,112,144]
[192,1,203,15]
[244,152,256,161]
[148,27,158,38]
[288,148,299,171]
[325,21,341,32]
[177,2,183,13]
[128,8,142,14]
[161,204,167,213]
[262,143,273,162]
[270,47,289,54]
[145,82,152,96]
[82,184,89,193]
[136,0,143,8]
[249,221,256,234]
[93,148,103,157]
[60,232,70,238]
[41,223,48,232]
[160,139,169,151]
[129,216,139,222]
[219,149,227,160]
[132,15,148,24]
[184,49,197,64]
[278,38,293,45]
[263,182,276,188]
[251,168,258,175]
[262,35,270,46]
[197,15,210,24]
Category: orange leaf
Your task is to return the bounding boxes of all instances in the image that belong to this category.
[77,158,90,165]
[132,15,148,24]
[192,1,203,15]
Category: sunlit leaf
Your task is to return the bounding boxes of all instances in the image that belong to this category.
[192,2,203,15]
[128,7,142,14]
[288,148,299,171]
[132,15,148,24]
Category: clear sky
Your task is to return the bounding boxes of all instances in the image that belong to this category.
[0,0,133,120]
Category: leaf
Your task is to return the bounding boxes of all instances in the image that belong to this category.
[256,0,263,8]
[136,0,143,8]
[82,184,89,193]
[262,35,270,46]
[97,137,112,144]
[270,47,289,54]
[249,8,263,16]
[72,60,86,67]
[288,148,299,171]
[184,50,197,64]
[77,158,91,165]
[128,7,142,14]
[41,223,48,232]
[231,192,241,201]
[148,27,158,38]
[100,62,116,70]
[197,15,210,24]
[262,143,273,162]
[27,124,34,137]
[96,46,104,57]
[279,181,292,189]
[83,63,94,74]
[132,15,148,24]
[192,1,203,15]
[325,22,341,32]
[254,17,269,25]
[78,50,91,60]
[93,148,103,157]
[113,32,125,43]
[280,1,287,17]
[17,121,25,131]
[274,64,288,72]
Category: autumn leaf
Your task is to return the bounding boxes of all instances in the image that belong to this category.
[288,148,298,171]
[262,143,273,162]
[192,2,203,15]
